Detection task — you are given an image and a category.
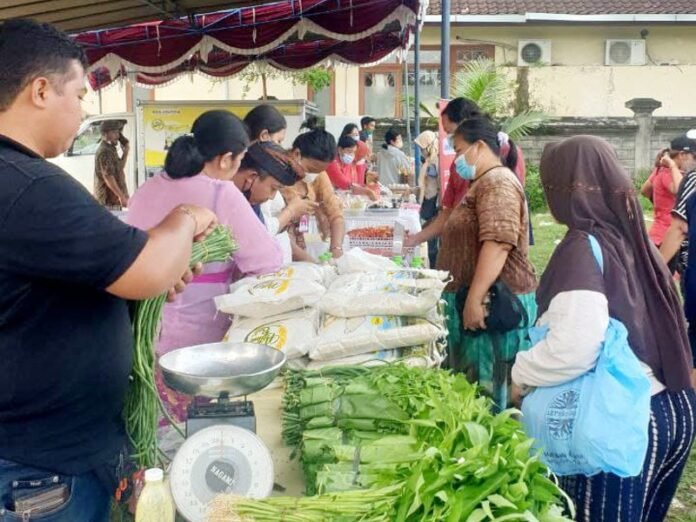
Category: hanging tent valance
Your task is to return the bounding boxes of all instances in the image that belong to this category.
[74,0,426,90]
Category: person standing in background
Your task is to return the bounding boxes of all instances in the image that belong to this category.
[376,128,412,187]
[659,135,696,275]
[413,131,440,268]
[641,148,683,248]
[94,120,130,210]
[359,116,376,146]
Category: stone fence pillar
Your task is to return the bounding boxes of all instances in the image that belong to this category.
[626,98,662,174]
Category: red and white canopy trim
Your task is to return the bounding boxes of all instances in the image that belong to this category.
[76,0,427,89]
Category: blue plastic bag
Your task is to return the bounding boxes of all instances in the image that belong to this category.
[521,235,652,477]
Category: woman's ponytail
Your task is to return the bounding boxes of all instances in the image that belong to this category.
[164,135,206,179]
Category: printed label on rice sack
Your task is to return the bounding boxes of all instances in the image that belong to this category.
[319,272,445,317]
[248,279,291,297]
[216,278,325,318]
[228,262,334,290]
[311,315,444,361]
[223,309,318,359]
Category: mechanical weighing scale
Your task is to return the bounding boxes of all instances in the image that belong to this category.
[158,342,287,522]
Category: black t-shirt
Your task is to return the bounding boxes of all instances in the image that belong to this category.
[0,136,148,474]
[671,170,696,272]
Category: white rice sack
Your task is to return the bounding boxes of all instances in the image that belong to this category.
[310,315,445,361]
[304,345,437,370]
[228,262,335,291]
[319,271,447,317]
[216,278,325,318]
[223,309,318,360]
[335,248,399,274]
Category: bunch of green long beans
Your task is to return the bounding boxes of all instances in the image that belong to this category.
[125,225,238,468]
[208,485,403,522]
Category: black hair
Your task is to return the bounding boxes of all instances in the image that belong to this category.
[441,97,484,125]
[340,123,359,138]
[454,117,501,156]
[165,110,249,179]
[243,104,287,141]
[239,141,301,186]
[382,128,402,150]
[360,116,376,128]
[293,129,337,163]
[338,136,358,149]
[503,138,520,172]
[0,19,87,111]
[300,116,321,132]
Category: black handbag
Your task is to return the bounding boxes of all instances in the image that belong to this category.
[455,280,528,334]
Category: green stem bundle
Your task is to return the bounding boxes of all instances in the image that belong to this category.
[125,226,238,468]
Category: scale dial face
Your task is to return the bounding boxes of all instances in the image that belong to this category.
[170,425,274,522]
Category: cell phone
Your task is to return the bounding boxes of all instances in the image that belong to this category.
[118,132,129,146]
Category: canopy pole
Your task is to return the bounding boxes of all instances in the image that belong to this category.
[441,0,450,98]
[413,14,421,182]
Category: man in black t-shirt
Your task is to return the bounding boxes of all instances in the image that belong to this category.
[659,134,696,272]
[0,20,218,521]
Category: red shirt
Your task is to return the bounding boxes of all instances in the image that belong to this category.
[442,144,527,208]
[648,166,676,245]
[442,163,470,208]
[326,159,365,190]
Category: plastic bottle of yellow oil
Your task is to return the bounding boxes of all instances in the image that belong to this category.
[135,468,175,522]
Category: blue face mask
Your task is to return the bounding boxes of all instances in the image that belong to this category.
[340,153,355,165]
[454,146,477,180]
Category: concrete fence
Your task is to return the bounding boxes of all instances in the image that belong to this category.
[372,98,696,176]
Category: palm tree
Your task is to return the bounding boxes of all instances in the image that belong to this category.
[451,59,548,141]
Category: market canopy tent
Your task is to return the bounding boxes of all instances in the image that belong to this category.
[0,0,290,33]
[70,0,424,89]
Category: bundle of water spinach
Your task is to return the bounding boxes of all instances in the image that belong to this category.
[125,225,238,468]
[211,365,575,521]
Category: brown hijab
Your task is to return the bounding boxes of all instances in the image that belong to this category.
[540,135,692,392]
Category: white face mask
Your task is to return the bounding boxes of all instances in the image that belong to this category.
[304,173,320,183]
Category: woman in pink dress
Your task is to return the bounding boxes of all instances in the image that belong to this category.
[127,110,284,423]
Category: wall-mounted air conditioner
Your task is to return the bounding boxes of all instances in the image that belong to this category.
[605,40,646,66]
[518,40,551,66]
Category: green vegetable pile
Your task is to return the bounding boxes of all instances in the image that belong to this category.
[125,225,238,468]
[211,365,575,521]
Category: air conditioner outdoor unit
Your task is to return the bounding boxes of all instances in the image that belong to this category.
[605,39,646,66]
[518,40,551,66]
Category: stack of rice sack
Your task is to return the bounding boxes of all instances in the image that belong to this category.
[214,249,449,369]
[307,264,448,369]
[215,263,332,361]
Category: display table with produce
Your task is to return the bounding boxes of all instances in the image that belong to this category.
[126,241,573,521]
[208,365,575,521]
[304,207,425,262]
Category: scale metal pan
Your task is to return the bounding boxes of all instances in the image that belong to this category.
[159,342,286,398]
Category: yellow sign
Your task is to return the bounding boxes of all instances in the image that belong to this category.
[141,103,304,169]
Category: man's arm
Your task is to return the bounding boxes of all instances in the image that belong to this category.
[659,216,687,263]
[107,206,216,300]
[101,168,129,205]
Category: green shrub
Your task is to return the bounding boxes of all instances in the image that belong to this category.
[525,165,547,213]
[634,168,654,215]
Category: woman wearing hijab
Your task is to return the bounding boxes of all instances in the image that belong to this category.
[127,111,284,424]
[441,117,537,407]
[413,130,440,267]
[512,135,695,522]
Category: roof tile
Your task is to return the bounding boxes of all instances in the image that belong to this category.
[427,1,696,16]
